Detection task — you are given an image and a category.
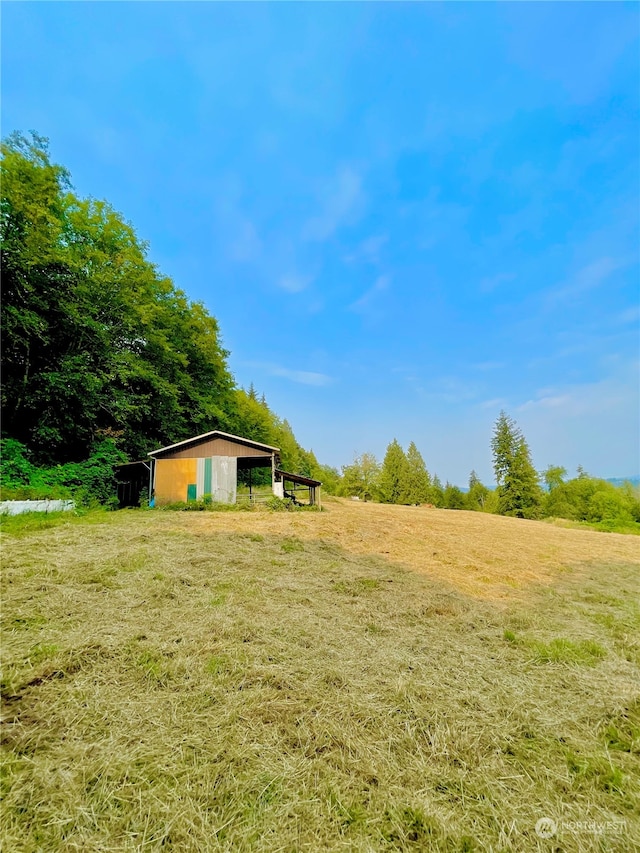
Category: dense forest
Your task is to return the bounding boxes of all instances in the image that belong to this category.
[0,132,335,501]
[1,133,638,531]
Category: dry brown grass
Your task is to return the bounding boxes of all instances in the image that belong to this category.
[159,497,640,601]
[1,502,639,852]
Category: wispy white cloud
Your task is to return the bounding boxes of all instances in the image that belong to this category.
[350,275,390,313]
[547,256,627,305]
[303,167,364,242]
[344,233,388,265]
[246,361,333,387]
[516,362,638,419]
[512,360,640,475]
[518,394,573,413]
[426,376,481,404]
[479,397,509,411]
[277,274,313,294]
[230,219,262,262]
[615,304,640,326]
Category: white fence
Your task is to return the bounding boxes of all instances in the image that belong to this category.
[0,500,76,516]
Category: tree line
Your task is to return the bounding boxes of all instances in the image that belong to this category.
[2,132,638,531]
[331,413,640,533]
[0,132,334,502]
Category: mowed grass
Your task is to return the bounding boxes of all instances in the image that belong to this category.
[1,500,639,852]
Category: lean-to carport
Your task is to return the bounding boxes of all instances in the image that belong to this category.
[276,469,322,507]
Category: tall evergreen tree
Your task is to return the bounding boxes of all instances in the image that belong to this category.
[272,418,301,473]
[379,439,410,504]
[429,474,444,506]
[405,441,431,504]
[491,412,542,518]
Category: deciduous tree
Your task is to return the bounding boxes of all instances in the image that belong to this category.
[340,453,380,502]
[542,465,567,492]
[467,470,490,511]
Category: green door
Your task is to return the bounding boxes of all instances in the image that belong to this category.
[187,483,197,502]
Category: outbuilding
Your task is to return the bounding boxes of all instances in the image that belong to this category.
[147,430,321,507]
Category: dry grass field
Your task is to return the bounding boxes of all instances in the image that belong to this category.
[1,498,639,852]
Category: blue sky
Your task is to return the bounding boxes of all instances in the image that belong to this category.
[3,2,639,484]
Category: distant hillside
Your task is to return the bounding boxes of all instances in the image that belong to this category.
[607,476,640,488]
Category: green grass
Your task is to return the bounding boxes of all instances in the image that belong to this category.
[503,631,607,665]
[544,516,640,535]
[1,510,639,851]
[0,508,105,536]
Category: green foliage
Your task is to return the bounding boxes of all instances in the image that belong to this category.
[1,438,126,506]
[313,464,341,496]
[1,132,236,464]
[379,439,410,504]
[542,464,567,491]
[231,388,325,486]
[265,496,318,512]
[544,474,640,532]
[0,438,36,488]
[271,419,301,474]
[232,388,274,449]
[1,132,323,502]
[405,441,431,504]
[481,488,500,514]
[339,452,381,501]
[491,412,542,518]
[428,474,445,507]
[467,470,491,511]
[265,496,294,512]
[443,483,467,510]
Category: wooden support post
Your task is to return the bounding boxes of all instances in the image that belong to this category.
[148,459,154,506]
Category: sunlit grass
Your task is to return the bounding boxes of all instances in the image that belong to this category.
[1,505,638,851]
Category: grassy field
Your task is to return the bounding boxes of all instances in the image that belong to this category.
[1,499,639,852]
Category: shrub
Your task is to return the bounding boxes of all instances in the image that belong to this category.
[544,475,640,532]
[0,438,125,507]
[0,439,36,490]
[265,496,295,512]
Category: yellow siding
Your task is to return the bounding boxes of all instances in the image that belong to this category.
[154,459,197,504]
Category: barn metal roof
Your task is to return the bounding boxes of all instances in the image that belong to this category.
[148,430,280,457]
[276,469,322,487]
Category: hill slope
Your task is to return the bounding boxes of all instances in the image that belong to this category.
[2,502,638,851]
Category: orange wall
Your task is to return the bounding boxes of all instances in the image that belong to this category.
[154,459,197,504]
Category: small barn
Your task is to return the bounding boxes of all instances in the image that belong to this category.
[147,430,321,507]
